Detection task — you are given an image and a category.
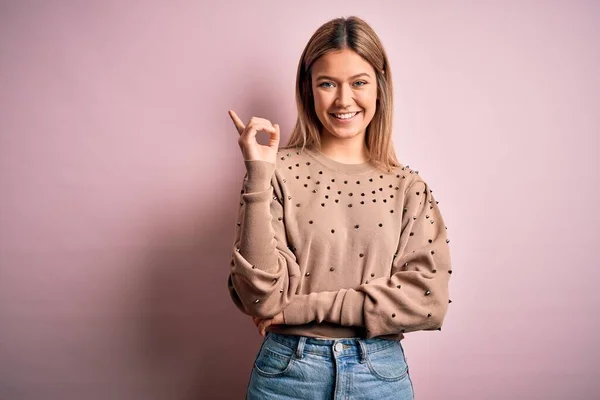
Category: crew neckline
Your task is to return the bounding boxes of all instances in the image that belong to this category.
[303,147,377,175]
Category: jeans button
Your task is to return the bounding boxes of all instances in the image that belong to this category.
[334,342,343,352]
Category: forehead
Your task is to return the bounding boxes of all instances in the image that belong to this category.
[312,48,375,78]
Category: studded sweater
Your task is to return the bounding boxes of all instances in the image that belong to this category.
[227,146,452,341]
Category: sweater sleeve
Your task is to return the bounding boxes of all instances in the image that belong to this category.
[281,178,452,338]
[227,160,302,319]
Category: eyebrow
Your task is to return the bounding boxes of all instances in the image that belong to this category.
[315,73,372,81]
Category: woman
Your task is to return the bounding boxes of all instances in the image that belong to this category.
[227,16,453,400]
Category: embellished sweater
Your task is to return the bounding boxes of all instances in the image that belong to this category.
[227,146,453,341]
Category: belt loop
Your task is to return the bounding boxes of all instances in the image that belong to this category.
[358,339,368,363]
[296,336,306,359]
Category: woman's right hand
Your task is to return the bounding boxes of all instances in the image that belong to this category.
[228,110,280,165]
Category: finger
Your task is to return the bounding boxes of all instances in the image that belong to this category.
[249,117,275,131]
[242,121,277,143]
[246,120,276,134]
[246,117,276,135]
[228,110,245,135]
[269,124,280,147]
[259,319,271,337]
[274,311,285,325]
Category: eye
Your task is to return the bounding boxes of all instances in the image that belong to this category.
[354,81,367,87]
[318,82,334,88]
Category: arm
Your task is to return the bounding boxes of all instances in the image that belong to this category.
[227,160,302,319]
[281,178,452,338]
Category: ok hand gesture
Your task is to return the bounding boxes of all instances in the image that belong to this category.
[228,110,280,165]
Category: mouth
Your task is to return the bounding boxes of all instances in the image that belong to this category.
[329,111,361,122]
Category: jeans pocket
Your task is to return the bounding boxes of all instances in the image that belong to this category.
[366,342,409,382]
[253,334,297,377]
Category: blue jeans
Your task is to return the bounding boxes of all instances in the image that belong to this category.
[246,332,415,399]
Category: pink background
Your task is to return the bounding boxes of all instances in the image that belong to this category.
[1,1,599,399]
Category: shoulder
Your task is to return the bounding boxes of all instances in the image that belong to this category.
[267,146,310,192]
[273,146,311,174]
[391,161,447,208]
[276,146,306,161]
[385,161,426,195]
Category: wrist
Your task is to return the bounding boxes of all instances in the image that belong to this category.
[244,160,275,192]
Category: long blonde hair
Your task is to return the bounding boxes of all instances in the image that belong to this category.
[284,16,401,173]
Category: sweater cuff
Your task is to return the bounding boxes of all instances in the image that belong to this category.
[244,160,275,193]
[282,290,366,327]
[282,295,314,325]
[338,290,366,327]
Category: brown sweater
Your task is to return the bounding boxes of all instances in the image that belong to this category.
[227,146,453,341]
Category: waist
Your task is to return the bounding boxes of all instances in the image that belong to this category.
[267,322,404,342]
[266,331,399,359]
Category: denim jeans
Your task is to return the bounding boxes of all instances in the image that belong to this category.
[246,331,415,399]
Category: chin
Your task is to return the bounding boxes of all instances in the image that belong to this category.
[326,127,366,139]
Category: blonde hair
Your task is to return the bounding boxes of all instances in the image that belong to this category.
[284,16,401,173]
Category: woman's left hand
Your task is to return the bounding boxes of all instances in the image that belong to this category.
[252,312,285,337]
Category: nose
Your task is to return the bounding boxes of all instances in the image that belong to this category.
[335,83,354,109]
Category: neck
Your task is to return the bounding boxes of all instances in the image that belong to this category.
[318,132,370,164]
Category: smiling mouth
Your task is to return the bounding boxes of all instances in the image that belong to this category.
[330,111,361,120]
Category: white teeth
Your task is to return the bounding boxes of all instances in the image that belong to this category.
[333,112,358,119]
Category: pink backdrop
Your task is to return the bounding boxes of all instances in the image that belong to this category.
[1,1,599,399]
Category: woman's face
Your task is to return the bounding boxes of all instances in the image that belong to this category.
[310,48,378,143]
